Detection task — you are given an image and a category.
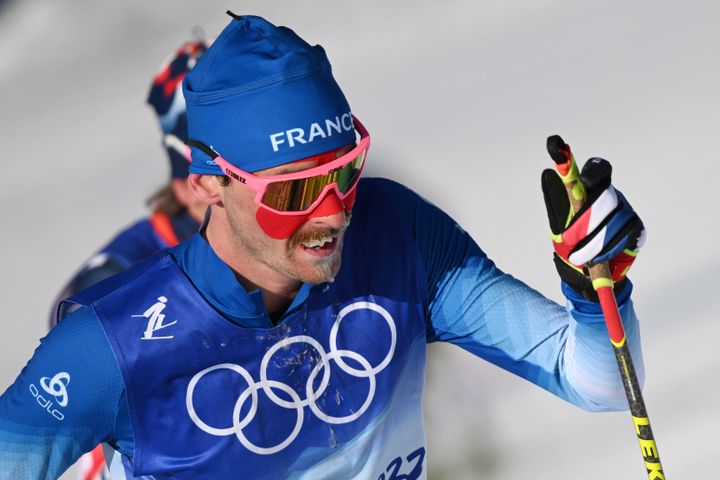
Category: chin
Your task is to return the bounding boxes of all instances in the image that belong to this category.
[298,255,343,285]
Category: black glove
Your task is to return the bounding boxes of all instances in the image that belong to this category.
[542,135,645,301]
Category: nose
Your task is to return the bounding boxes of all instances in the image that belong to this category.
[255,188,349,240]
[307,190,347,229]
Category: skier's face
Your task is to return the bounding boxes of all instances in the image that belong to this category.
[220,155,353,286]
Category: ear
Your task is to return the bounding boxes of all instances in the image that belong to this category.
[187,174,224,205]
[170,178,196,208]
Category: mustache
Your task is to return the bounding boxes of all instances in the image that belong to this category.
[288,213,352,249]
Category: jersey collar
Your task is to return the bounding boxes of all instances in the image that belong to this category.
[169,232,312,328]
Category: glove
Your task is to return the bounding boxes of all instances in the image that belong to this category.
[542,135,646,301]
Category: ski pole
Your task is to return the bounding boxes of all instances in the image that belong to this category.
[546,135,665,480]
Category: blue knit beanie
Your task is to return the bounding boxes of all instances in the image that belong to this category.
[184,13,355,174]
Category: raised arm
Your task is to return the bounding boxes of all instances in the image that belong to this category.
[371,177,644,411]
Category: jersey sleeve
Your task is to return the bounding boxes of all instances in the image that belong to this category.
[0,307,126,479]
[371,178,644,412]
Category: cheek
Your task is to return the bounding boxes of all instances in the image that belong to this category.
[223,186,260,230]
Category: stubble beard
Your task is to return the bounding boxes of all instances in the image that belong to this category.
[296,237,344,284]
[228,212,351,285]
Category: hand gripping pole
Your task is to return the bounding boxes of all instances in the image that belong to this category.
[546,135,665,479]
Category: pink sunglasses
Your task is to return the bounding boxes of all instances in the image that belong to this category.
[187,116,370,215]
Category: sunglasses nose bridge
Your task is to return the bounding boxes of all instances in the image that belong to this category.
[307,185,345,220]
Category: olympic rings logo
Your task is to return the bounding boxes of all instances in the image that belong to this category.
[186,301,397,455]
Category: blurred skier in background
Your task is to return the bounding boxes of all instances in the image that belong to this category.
[51,39,208,328]
[48,39,207,480]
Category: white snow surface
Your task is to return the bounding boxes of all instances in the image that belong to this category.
[1,1,718,479]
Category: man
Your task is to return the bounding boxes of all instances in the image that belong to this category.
[0,12,646,480]
[48,40,207,480]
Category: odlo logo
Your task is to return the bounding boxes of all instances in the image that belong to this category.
[29,372,70,421]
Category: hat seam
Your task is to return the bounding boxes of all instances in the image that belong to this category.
[245,19,287,57]
[196,20,238,91]
[187,63,331,105]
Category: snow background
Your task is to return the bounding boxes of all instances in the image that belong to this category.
[1,0,718,478]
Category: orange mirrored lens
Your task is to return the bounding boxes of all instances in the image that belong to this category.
[261,148,366,212]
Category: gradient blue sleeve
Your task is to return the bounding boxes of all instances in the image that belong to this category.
[0,307,126,479]
[374,178,644,412]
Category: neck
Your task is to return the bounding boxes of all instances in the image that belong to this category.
[204,210,301,319]
[188,203,210,224]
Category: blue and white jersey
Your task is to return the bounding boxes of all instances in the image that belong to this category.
[0,178,644,479]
